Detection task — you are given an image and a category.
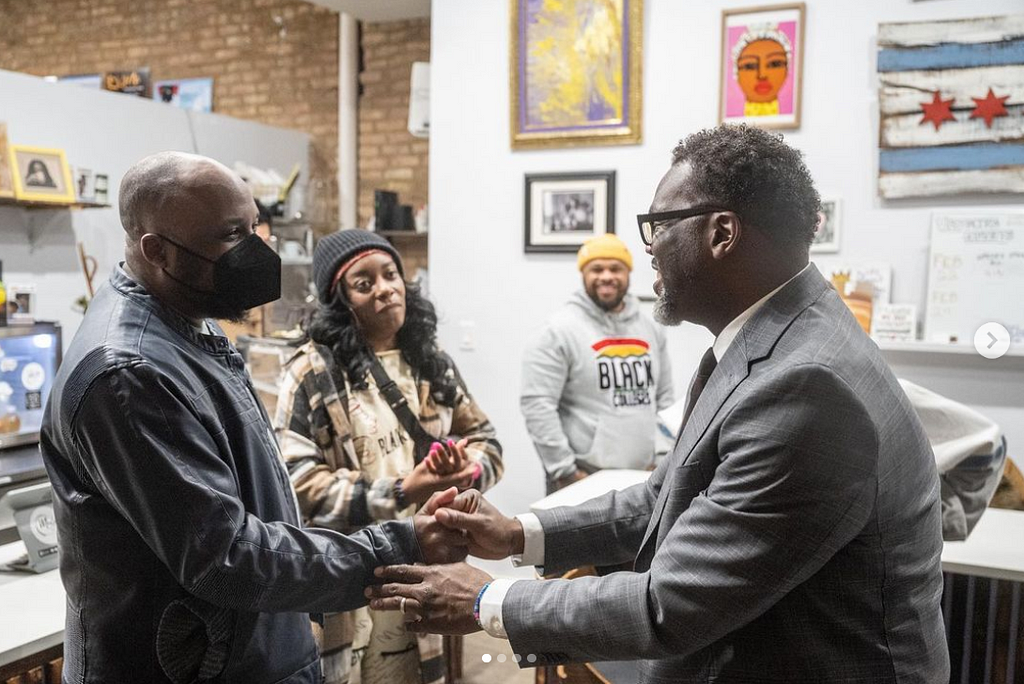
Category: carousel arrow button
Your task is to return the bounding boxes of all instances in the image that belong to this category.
[974,323,1010,359]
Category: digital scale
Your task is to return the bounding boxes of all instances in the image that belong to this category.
[0,482,58,573]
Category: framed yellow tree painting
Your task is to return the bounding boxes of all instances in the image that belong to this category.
[511,0,642,150]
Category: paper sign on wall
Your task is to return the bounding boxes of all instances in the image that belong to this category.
[813,260,892,303]
[926,213,1024,344]
[871,304,917,342]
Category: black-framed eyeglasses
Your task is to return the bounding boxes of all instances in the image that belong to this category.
[636,206,730,246]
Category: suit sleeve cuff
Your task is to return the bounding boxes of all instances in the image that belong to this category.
[512,513,545,567]
[479,578,519,639]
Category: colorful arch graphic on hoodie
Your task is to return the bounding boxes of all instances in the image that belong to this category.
[592,338,650,359]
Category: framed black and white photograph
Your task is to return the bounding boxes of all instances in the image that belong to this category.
[9,145,75,204]
[811,198,841,253]
[524,171,615,252]
[7,284,37,324]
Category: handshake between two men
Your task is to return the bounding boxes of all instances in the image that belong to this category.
[370,487,518,635]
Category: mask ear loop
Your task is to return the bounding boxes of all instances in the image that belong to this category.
[152,234,218,297]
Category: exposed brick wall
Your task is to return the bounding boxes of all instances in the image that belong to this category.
[358,18,430,274]
[0,0,340,233]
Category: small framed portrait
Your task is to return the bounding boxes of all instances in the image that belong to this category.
[73,167,95,202]
[811,198,841,253]
[719,3,805,129]
[6,284,37,324]
[9,146,75,204]
[524,171,615,253]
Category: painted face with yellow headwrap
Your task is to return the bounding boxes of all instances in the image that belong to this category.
[732,25,791,117]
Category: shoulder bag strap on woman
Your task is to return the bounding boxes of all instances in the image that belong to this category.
[367,357,435,464]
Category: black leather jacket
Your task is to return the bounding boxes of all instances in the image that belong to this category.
[41,267,421,683]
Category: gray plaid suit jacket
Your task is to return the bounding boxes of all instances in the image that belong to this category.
[504,265,949,683]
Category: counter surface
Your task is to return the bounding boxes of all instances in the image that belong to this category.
[0,541,65,667]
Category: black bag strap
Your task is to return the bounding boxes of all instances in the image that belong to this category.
[367,356,436,465]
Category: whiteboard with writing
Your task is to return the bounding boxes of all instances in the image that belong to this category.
[926,213,1024,344]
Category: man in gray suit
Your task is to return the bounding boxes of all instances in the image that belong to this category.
[367,126,950,683]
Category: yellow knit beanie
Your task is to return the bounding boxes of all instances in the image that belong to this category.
[577,233,633,272]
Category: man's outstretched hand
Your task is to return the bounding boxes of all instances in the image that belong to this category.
[432,494,525,561]
[365,562,493,635]
[412,487,480,565]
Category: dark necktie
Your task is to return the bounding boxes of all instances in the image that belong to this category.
[677,347,718,441]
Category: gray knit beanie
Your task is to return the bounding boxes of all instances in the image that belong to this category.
[312,229,404,303]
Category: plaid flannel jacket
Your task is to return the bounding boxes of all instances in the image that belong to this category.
[274,342,503,530]
[273,342,504,684]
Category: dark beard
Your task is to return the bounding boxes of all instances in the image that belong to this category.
[653,287,681,326]
[654,253,705,326]
[162,264,251,324]
[586,282,627,312]
[212,306,252,325]
[591,291,625,312]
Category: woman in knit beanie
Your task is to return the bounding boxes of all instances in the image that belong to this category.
[273,229,504,684]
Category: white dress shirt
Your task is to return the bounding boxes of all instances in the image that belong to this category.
[478,264,811,638]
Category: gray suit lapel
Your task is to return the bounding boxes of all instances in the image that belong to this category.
[635,340,750,558]
[634,266,831,564]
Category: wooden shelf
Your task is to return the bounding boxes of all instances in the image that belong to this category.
[876,340,1024,357]
[0,196,110,210]
[876,337,1024,368]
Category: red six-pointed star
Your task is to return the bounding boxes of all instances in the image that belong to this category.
[920,91,956,131]
[969,88,1010,128]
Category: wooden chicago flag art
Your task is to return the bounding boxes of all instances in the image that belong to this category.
[877,14,1024,199]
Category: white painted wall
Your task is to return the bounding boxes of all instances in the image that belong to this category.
[0,69,309,352]
[428,0,1024,532]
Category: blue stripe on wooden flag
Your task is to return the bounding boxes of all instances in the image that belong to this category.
[877,38,1024,72]
[879,143,1024,172]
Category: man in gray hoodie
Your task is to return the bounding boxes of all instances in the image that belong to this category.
[521,234,674,493]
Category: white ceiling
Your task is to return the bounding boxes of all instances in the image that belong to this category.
[303,0,430,22]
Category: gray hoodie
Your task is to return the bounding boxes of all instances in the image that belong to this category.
[520,290,674,481]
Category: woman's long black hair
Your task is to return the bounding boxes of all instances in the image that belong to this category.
[306,279,460,408]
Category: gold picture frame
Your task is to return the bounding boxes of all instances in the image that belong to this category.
[10,145,75,204]
[718,2,805,130]
[510,0,643,150]
[0,124,14,198]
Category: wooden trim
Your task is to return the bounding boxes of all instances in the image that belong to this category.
[0,643,63,682]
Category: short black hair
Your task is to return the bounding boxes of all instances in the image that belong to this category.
[671,125,820,248]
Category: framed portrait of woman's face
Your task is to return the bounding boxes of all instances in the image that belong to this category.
[719,3,805,129]
[10,145,75,204]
